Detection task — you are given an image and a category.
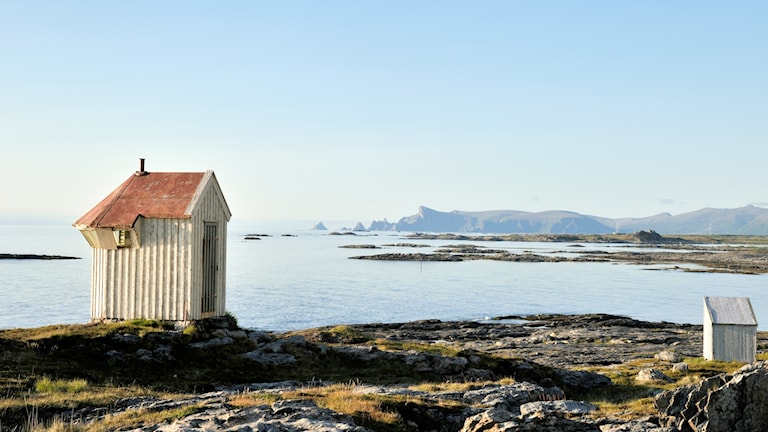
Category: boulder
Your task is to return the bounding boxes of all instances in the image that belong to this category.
[402,351,469,374]
[460,405,520,432]
[462,382,551,408]
[636,368,672,383]
[555,368,613,390]
[654,351,681,362]
[189,336,234,349]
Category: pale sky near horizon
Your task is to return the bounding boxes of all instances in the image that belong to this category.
[1,1,766,229]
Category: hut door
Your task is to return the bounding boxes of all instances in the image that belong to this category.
[202,222,218,314]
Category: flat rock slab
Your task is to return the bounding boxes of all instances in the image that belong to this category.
[341,314,703,369]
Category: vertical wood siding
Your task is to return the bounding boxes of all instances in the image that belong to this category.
[712,325,756,363]
[703,301,757,363]
[189,180,228,318]
[90,219,193,320]
[90,176,228,321]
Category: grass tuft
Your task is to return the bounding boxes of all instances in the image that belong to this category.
[36,377,89,394]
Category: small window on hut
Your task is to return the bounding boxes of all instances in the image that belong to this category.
[113,229,132,248]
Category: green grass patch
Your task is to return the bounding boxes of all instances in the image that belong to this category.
[326,325,371,343]
[682,357,744,375]
[371,339,462,357]
[36,377,89,394]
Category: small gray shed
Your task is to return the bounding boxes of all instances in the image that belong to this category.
[703,296,757,363]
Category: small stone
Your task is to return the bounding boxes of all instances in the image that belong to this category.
[654,351,681,362]
[190,337,234,349]
[636,368,673,383]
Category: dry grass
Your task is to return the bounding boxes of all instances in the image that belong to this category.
[17,377,199,432]
[408,377,516,394]
[33,404,205,432]
[0,383,188,430]
[287,383,402,426]
[227,392,282,407]
[585,355,747,418]
[592,397,657,419]
[1,320,175,343]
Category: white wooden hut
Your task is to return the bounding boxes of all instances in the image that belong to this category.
[73,160,232,322]
[703,296,757,363]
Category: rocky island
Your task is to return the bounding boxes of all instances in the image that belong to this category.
[0,253,80,260]
[2,314,767,431]
[367,205,768,235]
[349,231,768,275]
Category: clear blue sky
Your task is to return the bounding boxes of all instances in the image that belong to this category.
[1,1,766,228]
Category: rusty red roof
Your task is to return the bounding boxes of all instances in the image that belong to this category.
[74,172,207,228]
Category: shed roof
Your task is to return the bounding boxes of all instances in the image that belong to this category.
[704,296,757,326]
[73,171,209,229]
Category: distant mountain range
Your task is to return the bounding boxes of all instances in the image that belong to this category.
[365,205,768,235]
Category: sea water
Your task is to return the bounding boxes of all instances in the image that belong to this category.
[1,225,767,331]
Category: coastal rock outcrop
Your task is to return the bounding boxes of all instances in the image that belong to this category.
[460,390,603,432]
[10,314,765,431]
[137,398,372,432]
[656,361,768,432]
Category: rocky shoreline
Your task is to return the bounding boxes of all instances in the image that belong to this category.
[348,232,768,275]
[6,314,768,431]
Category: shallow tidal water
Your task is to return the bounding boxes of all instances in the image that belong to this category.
[1,225,767,331]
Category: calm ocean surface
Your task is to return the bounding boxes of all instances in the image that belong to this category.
[1,224,767,331]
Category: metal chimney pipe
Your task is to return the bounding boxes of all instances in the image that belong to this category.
[136,158,148,176]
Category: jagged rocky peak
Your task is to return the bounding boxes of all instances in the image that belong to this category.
[311,222,328,230]
[368,218,396,231]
